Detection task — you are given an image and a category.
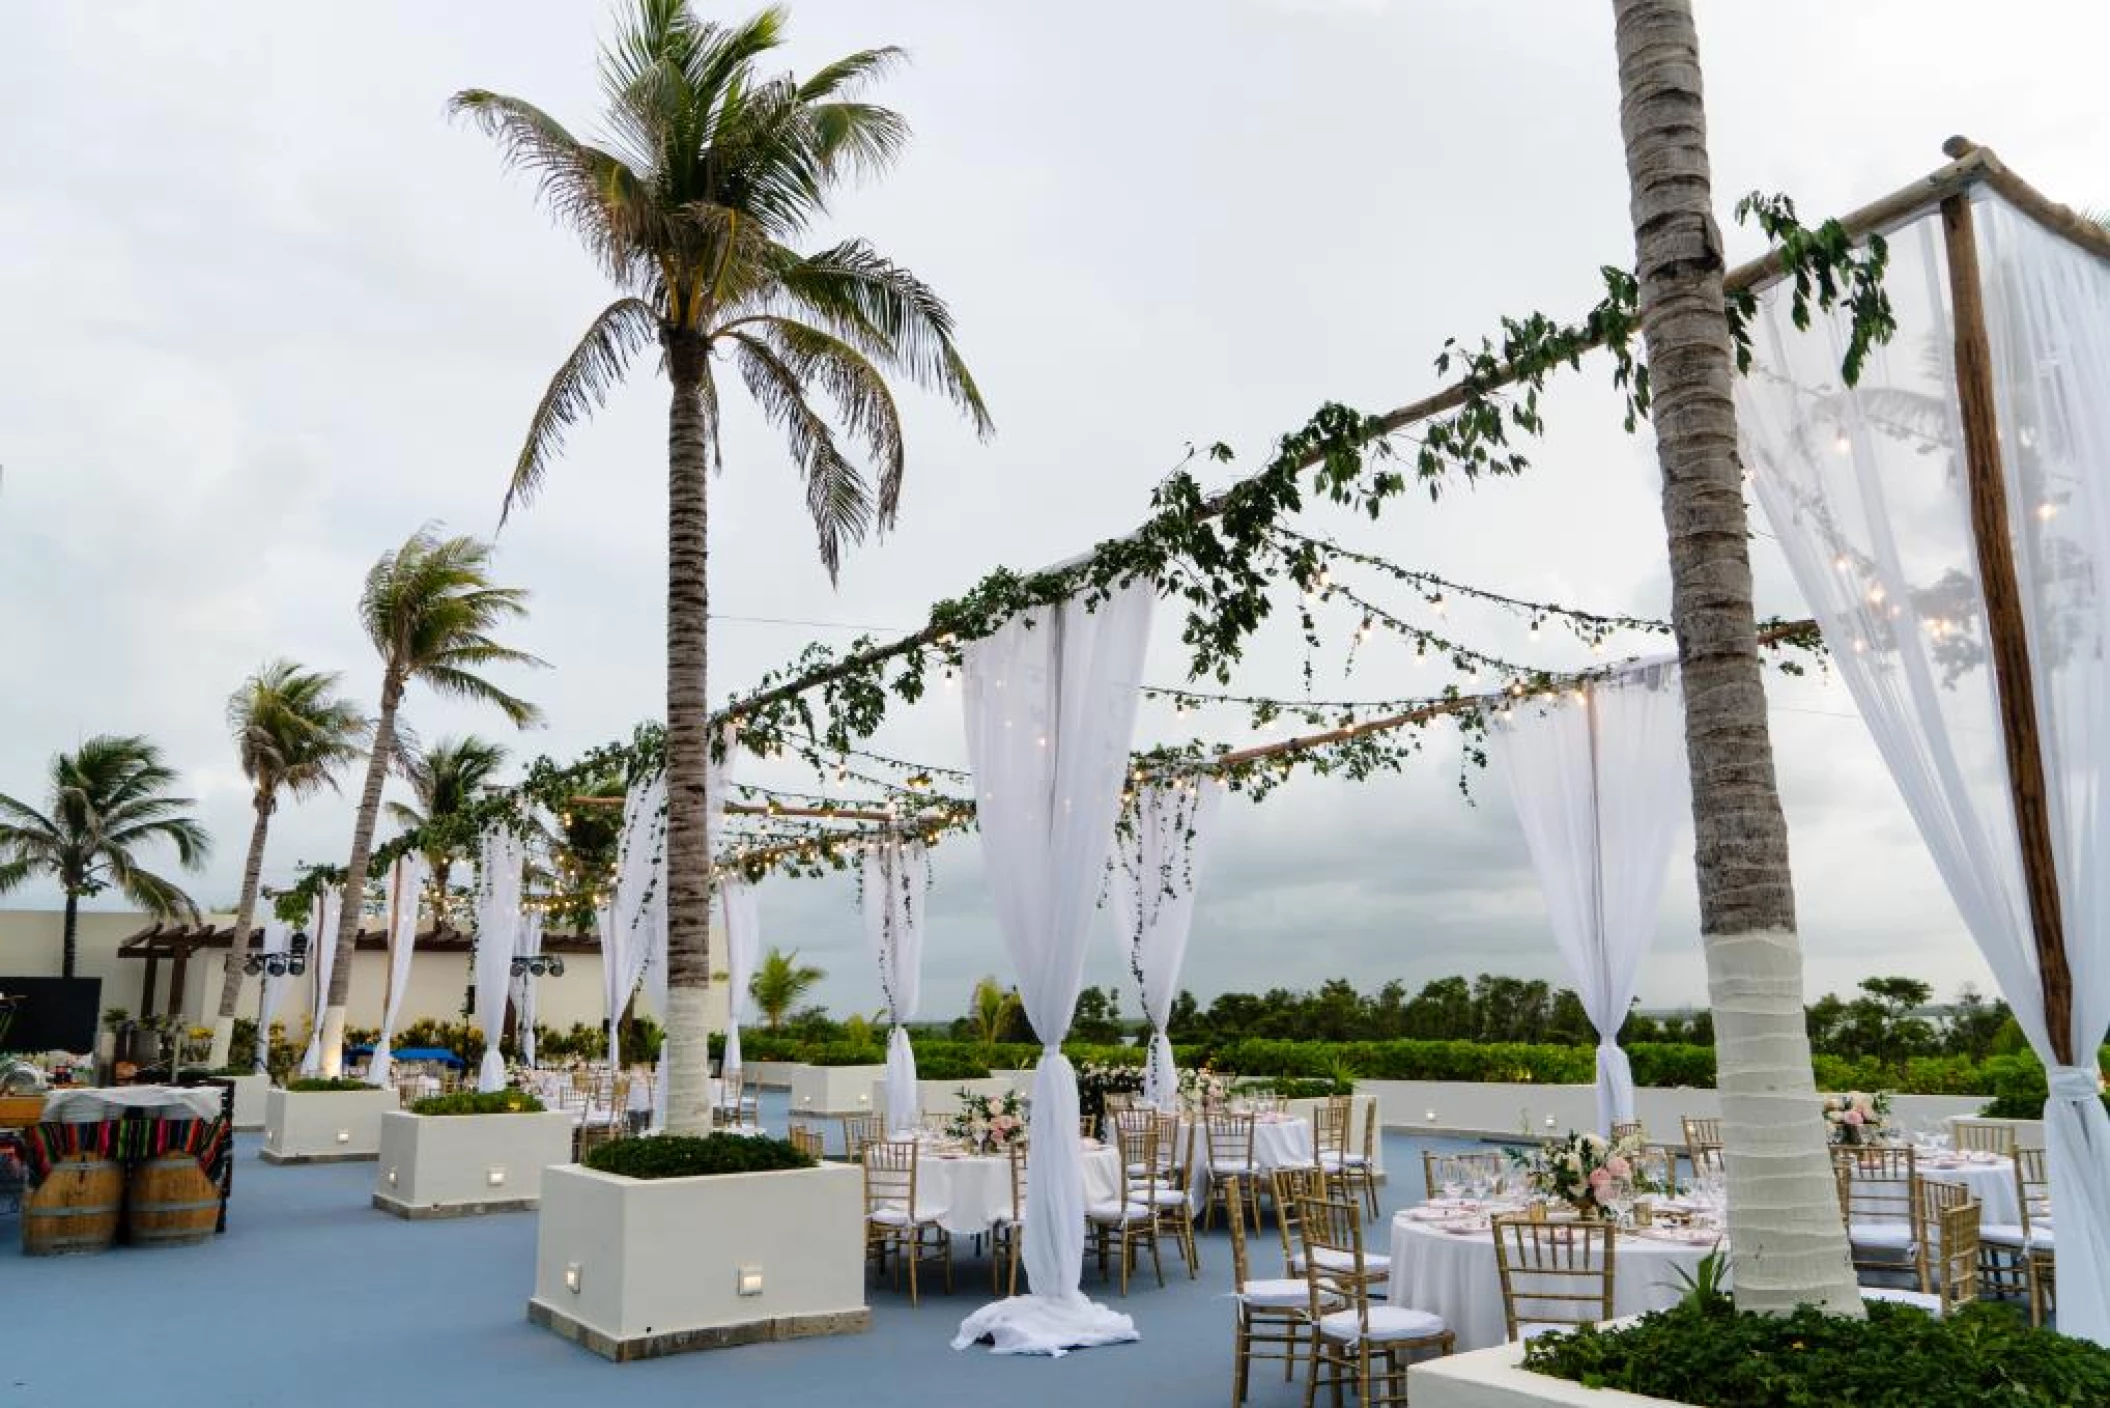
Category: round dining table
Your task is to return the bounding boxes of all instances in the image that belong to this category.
[1387,1205,1725,1351]
[1182,1113,1315,1211]
[1918,1151,2019,1228]
[912,1139,1124,1237]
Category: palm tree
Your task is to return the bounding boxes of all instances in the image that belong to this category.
[318,529,543,1076]
[453,1,989,1133]
[386,735,509,929]
[1610,0,1859,1313]
[749,947,823,1031]
[969,975,1021,1050]
[205,662,368,1066]
[0,736,210,979]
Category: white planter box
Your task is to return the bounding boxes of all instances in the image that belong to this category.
[373,1110,575,1218]
[788,1063,884,1115]
[875,1075,1012,1125]
[742,1060,799,1089]
[261,1086,400,1164]
[991,1068,1035,1099]
[222,1074,270,1131]
[1411,1339,1687,1408]
[529,1161,868,1360]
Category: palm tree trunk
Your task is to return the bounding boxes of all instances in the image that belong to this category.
[321,684,400,1077]
[1611,0,1859,1315]
[662,327,716,1136]
[207,792,275,1066]
[61,892,79,981]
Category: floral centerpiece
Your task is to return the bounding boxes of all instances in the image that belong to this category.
[1514,1130,1647,1217]
[945,1087,1026,1154]
[1823,1090,1892,1146]
[1177,1064,1228,1111]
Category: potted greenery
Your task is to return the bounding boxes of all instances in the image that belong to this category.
[529,1133,867,1361]
[373,1088,573,1219]
[261,1077,401,1164]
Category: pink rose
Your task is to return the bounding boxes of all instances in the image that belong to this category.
[1843,1109,1864,1126]
[1588,1166,1612,1189]
[1605,1156,1631,1179]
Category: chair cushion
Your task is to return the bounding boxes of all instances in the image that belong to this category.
[1980,1222,2029,1248]
[1863,1286,1942,1314]
[1318,1306,1447,1344]
[1087,1201,1153,1224]
[1143,1186,1188,1207]
[1310,1247,1392,1275]
[1847,1222,1916,1251]
[1211,1160,1257,1176]
[868,1205,941,1228]
[1238,1278,1312,1309]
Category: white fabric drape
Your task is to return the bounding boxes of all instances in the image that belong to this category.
[1109,780,1222,1109]
[1741,192,2110,1343]
[367,854,431,1086]
[473,829,525,1092]
[951,579,1153,1356]
[297,890,343,1076]
[252,919,293,1071]
[511,911,545,1070]
[864,839,931,1134]
[719,878,760,1083]
[598,771,668,1070]
[1489,663,1686,1136]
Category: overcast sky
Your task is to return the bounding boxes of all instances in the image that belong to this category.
[4,1,2105,1024]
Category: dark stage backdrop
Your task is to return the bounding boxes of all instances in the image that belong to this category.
[0,977,102,1052]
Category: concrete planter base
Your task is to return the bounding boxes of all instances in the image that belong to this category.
[787,1063,884,1115]
[878,1076,1012,1125]
[373,1109,575,1218]
[261,1087,400,1164]
[217,1074,269,1131]
[529,1160,868,1361]
[1411,1340,1688,1407]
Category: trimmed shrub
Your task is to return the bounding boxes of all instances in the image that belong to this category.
[285,1077,373,1092]
[803,1042,886,1067]
[409,1090,546,1116]
[911,1049,992,1081]
[584,1133,815,1179]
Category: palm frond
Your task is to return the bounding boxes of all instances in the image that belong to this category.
[795,47,907,104]
[504,297,663,523]
[726,329,871,578]
[110,864,200,923]
[750,317,906,524]
[418,666,544,729]
[0,857,37,894]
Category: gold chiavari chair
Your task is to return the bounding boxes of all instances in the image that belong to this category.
[1301,1194,1452,1407]
[842,1112,883,1163]
[1611,1119,1646,1144]
[1867,1197,1982,1316]
[1338,1100,1381,1220]
[1272,1166,1330,1277]
[1226,1175,1335,1404]
[863,1139,951,1305]
[788,1125,826,1160]
[991,1142,1029,1296]
[1119,1111,1198,1277]
[1834,1145,1926,1292]
[1679,1115,1720,1148]
[1090,1121,1165,1295]
[1980,1146,2054,1325]
[1314,1100,1352,1174]
[1491,1215,1617,1341]
[1949,1118,2017,1157]
[1104,1091,1139,1118]
[1204,1112,1262,1234]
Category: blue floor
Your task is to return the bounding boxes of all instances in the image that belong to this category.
[3,1092,1487,1408]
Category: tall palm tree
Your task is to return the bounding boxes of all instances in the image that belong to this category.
[386,734,509,929]
[749,947,824,1031]
[206,661,368,1065]
[318,529,543,1076]
[0,736,210,979]
[454,1,989,1133]
[1610,0,1858,1313]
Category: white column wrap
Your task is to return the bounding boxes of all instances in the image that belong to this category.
[472,829,524,1092]
[368,853,431,1086]
[864,839,930,1134]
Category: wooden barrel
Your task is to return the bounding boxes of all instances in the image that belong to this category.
[127,1152,222,1247]
[22,1155,122,1255]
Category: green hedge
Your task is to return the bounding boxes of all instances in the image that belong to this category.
[803,1042,887,1067]
[284,1077,374,1092]
[409,1090,546,1116]
[584,1133,815,1180]
[912,1050,992,1081]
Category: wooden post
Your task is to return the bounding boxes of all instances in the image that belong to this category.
[1941,191,2076,1067]
[140,951,160,1020]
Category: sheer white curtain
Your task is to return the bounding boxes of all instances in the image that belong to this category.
[473,829,525,1092]
[367,854,431,1086]
[1489,663,1686,1135]
[1742,193,2110,1343]
[865,839,931,1134]
[512,911,545,1069]
[951,579,1153,1356]
[598,771,667,1070]
[1109,780,1222,1109]
[253,919,293,1073]
[297,891,343,1076]
[719,879,760,1084]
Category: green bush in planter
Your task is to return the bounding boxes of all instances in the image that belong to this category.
[803,1042,886,1067]
[912,1049,992,1081]
[1525,1293,2110,1406]
[409,1089,546,1116]
[583,1133,816,1179]
[285,1077,375,1092]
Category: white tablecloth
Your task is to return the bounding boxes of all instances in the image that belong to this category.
[1920,1154,2019,1228]
[1184,1115,1315,1209]
[1388,1210,1723,1351]
[41,1085,225,1123]
[911,1143,1122,1237]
